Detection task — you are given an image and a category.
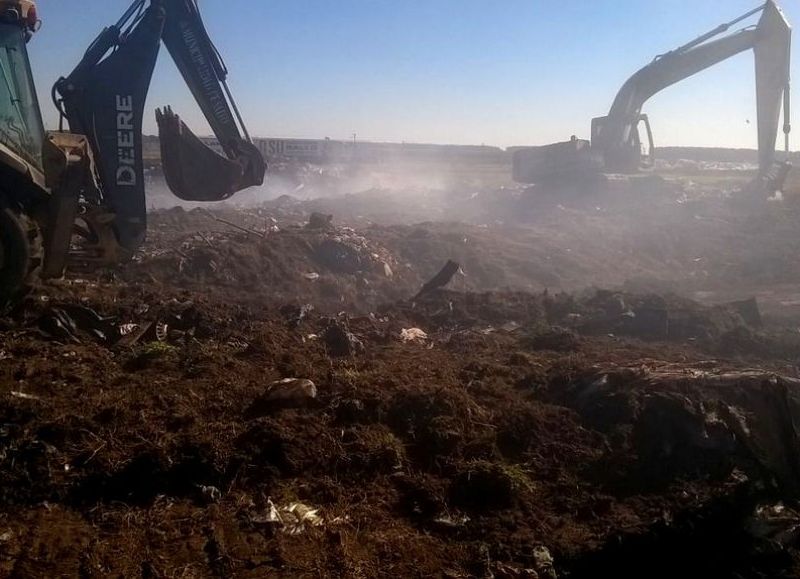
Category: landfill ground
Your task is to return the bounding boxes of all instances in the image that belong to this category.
[4,162,800,578]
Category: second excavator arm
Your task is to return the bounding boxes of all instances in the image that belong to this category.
[53,0,265,251]
[513,1,792,191]
[594,1,791,178]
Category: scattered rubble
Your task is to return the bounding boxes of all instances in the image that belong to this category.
[307,211,334,230]
[248,378,318,414]
[268,378,318,400]
[2,180,800,577]
[415,259,462,299]
[322,320,364,356]
[400,327,429,343]
[9,391,40,401]
[252,500,325,535]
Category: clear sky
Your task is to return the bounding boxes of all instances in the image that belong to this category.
[27,0,798,149]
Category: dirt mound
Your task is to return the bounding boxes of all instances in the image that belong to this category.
[4,187,800,577]
[125,218,415,312]
[2,276,800,577]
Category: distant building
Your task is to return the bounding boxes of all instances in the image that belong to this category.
[146,135,510,165]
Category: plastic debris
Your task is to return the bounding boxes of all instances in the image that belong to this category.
[10,391,40,401]
[568,368,800,494]
[116,321,154,347]
[486,549,554,578]
[226,337,250,351]
[155,321,169,342]
[119,323,139,336]
[327,514,351,525]
[434,514,471,529]
[304,272,321,281]
[532,546,557,579]
[0,350,10,361]
[37,304,119,344]
[492,563,539,579]
[253,499,324,535]
[266,378,317,403]
[401,328,429,343]
[199,485,222,502]
[37,308,80,343]
[748,503,800,545]
[477,322,521,335]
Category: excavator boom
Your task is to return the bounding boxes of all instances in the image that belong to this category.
[597,0,791,175]
[514,1,792,191]
[54,0,265,250]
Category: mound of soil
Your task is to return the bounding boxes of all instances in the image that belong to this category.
[0,275,798,578]
[3,193,800,577]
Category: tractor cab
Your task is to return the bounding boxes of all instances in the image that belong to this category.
[0,0,44,173]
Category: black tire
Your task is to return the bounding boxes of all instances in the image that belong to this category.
[0,202,41,307]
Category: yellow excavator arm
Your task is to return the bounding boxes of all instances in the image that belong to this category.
[514,1,792,192]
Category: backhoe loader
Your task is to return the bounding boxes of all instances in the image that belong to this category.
[0,0,265,304]
[513,1,792,194]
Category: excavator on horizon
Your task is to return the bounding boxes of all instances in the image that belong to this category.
[0,0,265,303]
[513,1,792,194]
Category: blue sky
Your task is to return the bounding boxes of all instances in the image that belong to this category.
[28,1,797,149]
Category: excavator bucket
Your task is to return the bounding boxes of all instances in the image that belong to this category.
[157,107,265,202]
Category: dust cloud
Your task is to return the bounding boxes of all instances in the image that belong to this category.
[141,146,800,326]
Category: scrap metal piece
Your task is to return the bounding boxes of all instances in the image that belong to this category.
[155,321,169,342]
[415,260,462,299]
